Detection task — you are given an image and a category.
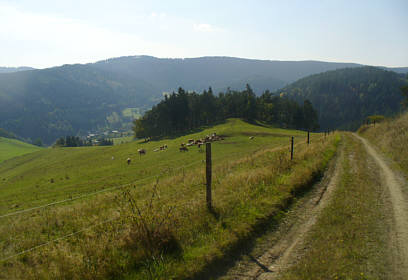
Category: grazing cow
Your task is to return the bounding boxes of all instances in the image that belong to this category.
[138,149,146,156]
[127,158,131,165]
[179,146,188,152]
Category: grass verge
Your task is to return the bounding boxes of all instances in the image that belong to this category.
[358,112,408,176]
[279,133,393,280]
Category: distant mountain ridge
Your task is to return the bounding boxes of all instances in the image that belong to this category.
[90,56,367,93]
[0,66,35,73]
[381,66,408,74]
[0,55,406,144]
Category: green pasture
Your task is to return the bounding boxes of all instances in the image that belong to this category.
[0,137,42,164]
[0,119,335,280]
[0,119,313,215]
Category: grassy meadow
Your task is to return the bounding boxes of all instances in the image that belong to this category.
[0,119,339,279]
[112,135,134,145]
[0,137,42,164]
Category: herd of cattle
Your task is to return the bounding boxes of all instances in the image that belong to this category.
[126,133,224,165]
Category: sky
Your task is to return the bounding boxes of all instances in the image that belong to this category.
[1,0,407,69]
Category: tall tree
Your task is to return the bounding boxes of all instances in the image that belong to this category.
[401,75,408,109]
[132,86,319,139]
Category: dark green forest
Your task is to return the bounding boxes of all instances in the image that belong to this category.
[0,56,407,144]
[402,81,408,109]
[0,128,16,139]
[0,56,384,144]
[133,85,318,138]
[279,67,407,130]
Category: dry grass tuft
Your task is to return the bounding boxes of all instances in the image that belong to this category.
[118,183,181,260]
[359,112,408,175]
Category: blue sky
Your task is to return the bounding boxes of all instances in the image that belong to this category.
[1,0,407,68]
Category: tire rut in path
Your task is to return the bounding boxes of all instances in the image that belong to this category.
[353,133,408,275]
[221,142,344,280]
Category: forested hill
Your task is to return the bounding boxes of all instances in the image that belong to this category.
[278,67,407,130]
[91,56,366,94]
[0,56,407,144]
[0,64,160,144]
[133,86,319,139]
[0,56,364,144]
[0,128,16,139]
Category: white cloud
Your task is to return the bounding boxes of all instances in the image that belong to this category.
[0,3,182,68]
[150,12,166,19]
[193,23,225,33]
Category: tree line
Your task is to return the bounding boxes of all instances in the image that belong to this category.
[402,75,408,109]
[54,136,113,147]
[0,128,16,139]
[133,85,319,138]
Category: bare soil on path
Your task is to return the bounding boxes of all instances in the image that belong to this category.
[353,133,408,276]
[220,133,408,280]
[219,141,344,280]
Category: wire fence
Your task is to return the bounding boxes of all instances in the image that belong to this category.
[0,136,324,220]
[0,159,205,219]
[0,141,276,220]
[0,134,332,263]
[0,216,121,263]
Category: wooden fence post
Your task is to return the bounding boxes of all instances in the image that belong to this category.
[206,142,212,210]
[307,131,310,145]
[290,136,294,160]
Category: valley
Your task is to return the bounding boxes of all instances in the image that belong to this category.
[0,110,407,279]
[1,56,406,145]
[1,2,407,279]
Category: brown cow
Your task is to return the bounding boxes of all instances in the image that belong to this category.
[179,146,188,152]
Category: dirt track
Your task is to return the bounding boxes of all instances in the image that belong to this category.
[221,134,408,279]
[353,133,408,276]
[219,140,344,279]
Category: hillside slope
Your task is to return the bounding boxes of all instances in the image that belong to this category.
[0,64,159,144]
[1,56,406,143]
[0,56,367,144]
[0,137,42,163]
[91,56,365,93]
[0,119,338,279]
[279,67,406,130]
[0,66,34,73]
